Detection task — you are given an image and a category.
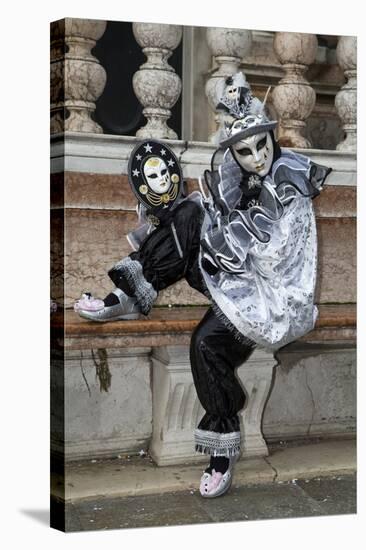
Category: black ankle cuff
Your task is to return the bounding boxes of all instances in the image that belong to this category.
[103,293,120,307]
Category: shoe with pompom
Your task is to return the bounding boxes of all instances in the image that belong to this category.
[199,455,238,498]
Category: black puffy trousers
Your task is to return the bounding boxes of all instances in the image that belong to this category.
[119,200,256,453]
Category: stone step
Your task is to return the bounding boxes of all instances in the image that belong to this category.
[53,439,356,502]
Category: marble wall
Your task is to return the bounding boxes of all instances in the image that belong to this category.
[52,169,356,309]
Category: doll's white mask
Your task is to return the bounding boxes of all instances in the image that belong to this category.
[232,132,274,177]
[143,157,170,194]
[226,85,239,103]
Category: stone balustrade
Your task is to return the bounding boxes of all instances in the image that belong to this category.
[51,20,357,151]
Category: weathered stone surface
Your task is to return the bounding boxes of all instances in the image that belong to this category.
[306,104,344,151]
[65,209,138,307]
[155,281,208,308]
[63,209,356,307]
[63,473,356,531]
[56,305,356,349]
[51,209,64,304]
[263,348,356,440]
[273,32,317,148]
[149,346,206,466]
[57,172,356,218]
[60,349,152,460]
[51,134,356,183]
[313,185,356,218]
[335,36,357,152]
[132,23,182,139]
[316,218,356,303]
[56,308,356,462]
[51,18,107,134]
[59,163,355,308]
[64,207,207,308]
[205,27,252,144]
[65,173,136,210]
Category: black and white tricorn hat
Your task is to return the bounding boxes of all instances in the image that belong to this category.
[128,139,183,217]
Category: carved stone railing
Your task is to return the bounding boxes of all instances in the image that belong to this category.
[51,21,357,153]
[335,36,357,152]
[132,23,183,139]
[272,32,318,148]
[205,27,253,144]
[50,18,107,134]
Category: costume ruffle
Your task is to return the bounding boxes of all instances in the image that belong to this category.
[199,150,331,351]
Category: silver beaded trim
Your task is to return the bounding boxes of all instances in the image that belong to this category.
[194,428,241,457]
[112,257,157,315]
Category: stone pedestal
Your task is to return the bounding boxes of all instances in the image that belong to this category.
[272,32,317,148]
[237,349,277,458]
[149,345,276,465]
[205,27,252,144]
[50,18,107,134]
[149,346,205,465]
[132,23,182,139]
[335,36,357,152]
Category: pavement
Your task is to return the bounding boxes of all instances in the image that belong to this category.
[63,474,356,531]
[52,438,357,532]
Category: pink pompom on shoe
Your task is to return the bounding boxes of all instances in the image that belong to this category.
[207,470,223,492]
[74,293,105,312]
[199,455,238,498]
[200,470,224,496]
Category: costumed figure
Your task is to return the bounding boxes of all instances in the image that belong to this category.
[75,73,332,499]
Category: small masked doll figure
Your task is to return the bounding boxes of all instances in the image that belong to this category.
[75,76,332,500]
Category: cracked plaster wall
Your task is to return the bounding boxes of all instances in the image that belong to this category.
[263,347,356,440]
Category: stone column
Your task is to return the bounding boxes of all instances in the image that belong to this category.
[50,18,107,134]
[272,32,317,148]
[237,349,277,458]
[335,36,357,152]
[132,23,183,139]
[205,27,253,144]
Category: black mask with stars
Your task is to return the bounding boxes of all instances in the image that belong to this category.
[127,139,183,225]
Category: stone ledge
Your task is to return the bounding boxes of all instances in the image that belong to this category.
[51,132,357,185]
[52,304,356,351]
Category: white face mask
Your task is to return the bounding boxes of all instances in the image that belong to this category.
[143,157,170,194]
[226,85,239,103]
[232,132,274,177]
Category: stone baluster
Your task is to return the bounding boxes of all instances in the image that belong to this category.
[205,27,253,144]
[335,36,357,152]
[272,32,317,148]
[132,23,183,139]
[50,18,107,134]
